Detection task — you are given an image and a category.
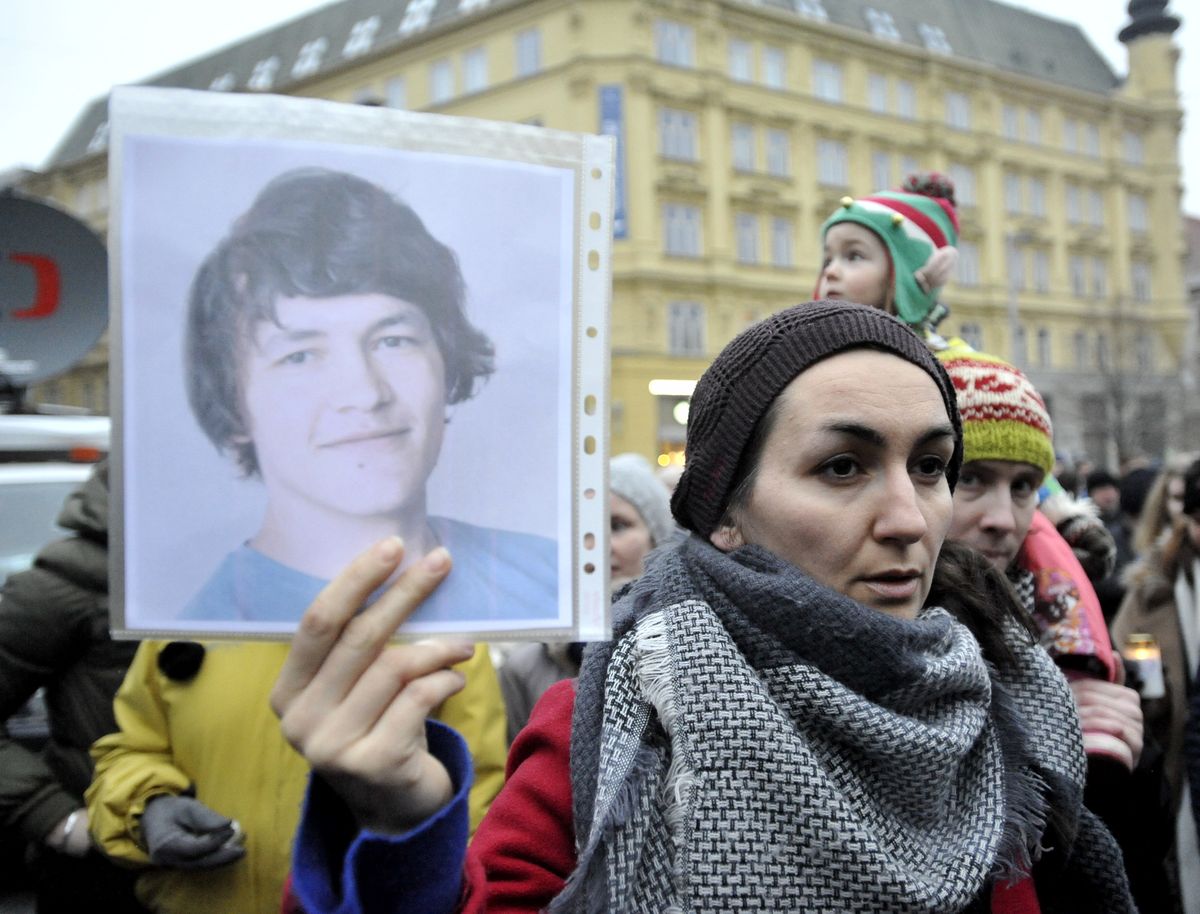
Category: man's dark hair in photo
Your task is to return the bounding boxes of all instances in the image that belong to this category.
[184,167,495,475]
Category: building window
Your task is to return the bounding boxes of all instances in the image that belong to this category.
[871,151,891,193]
[655,20,694,67]
[728,38,753,82]
[865,8,901,41]
[1128,193,1148,233]
[386,76,407,108]
[1008,244,1026,291]
[1002,104,1019,140]
[918,23,951,53]
[1096,333,1110,371]
[667,301,705,355]
[812,59,843,103]
[948,163,975,206]
[731,123,756,171]
[900,154,918,178]
[463,47,488,93]
[248,56,280,90]
[1032,249,1050,293]
[1136,333,1154,373]
[1065,183,1081,224]
[945,91,970,131]
[399,0,437,36]
[1037,327,1052,368]
[516,28,541,76]
[1083,122,1101,157]
[956,240,980,286]
[429,58,454,103]
[961,322,984,350]
[1069,255,1085,297]
[1073,330,1088,369]
[1123,130,1145,164]
[1086,188,1104,227]
[1090,257,1107,298]
[793,0,828,21]
[1026,109,1042,145]
[1028,177,1046,217]
[867,72,888,113]
[816,138,848,187]
[735,213,760,264]
[664,204,702,257]
[1014,326,1028,366]
[292,37,328,79]
[896,80,917,119]
[459,0,489,12]
[766,128,790,176]
[1063,117,1078,152]
[344,16,381,57]
[763,46,786,89]
[209,73,236,91]
[1131,260,1151,302]
[1004,172,1022,214]
[771,217,794,267]
[659,108,698,161]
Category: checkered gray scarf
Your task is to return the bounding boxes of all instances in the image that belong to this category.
[551,537,1133,913]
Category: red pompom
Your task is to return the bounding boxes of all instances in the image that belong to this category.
[901,171,957,209]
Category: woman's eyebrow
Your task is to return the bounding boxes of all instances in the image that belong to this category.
[915,425,957,447]
[817,422,956,449]
[820,422,885,446]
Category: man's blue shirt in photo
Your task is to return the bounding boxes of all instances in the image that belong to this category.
[181,517,558,624]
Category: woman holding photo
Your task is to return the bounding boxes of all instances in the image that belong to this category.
[273,301,1132,913]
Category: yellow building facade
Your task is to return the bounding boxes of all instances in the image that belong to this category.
[15,0,1189,466]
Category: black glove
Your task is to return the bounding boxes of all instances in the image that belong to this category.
[140,795,245,869]
[1057,514,1117,584]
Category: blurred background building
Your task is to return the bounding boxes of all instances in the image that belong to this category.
[11,0,1191,467]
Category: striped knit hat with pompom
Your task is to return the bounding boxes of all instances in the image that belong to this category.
[936,345,1054,475]
[819,172,960,328]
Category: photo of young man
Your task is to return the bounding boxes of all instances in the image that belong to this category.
[176,167,557,625]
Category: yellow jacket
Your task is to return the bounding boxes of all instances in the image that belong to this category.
[87,641,506,914]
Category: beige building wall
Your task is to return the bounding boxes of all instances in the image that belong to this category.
[19,0,1191,466]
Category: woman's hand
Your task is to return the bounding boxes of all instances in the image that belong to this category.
[270,537,477,834]
[1070,677,1145,771]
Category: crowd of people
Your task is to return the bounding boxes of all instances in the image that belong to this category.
[3,169,1200,914]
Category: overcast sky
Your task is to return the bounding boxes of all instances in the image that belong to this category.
[3,0,1195,211]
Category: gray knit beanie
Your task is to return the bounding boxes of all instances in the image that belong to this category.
[610,453,675,548]
[671,299,963,537]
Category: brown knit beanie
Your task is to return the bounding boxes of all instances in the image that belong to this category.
[671,300,963,537]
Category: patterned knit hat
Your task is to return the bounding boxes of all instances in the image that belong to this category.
[672,300,962,537]
[819,173,960,328]
[610,452,675,548]
[936,347,1054,476]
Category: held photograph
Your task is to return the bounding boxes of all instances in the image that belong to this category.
[107,88,611,641]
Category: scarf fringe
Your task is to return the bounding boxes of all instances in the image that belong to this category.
[635,611,698,887]
[988,673,1051,883]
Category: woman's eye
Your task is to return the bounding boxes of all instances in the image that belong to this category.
[914,456,947,478]
[611,519,631,533]
[1012,479,1037,499]
[821,456,859,479]
[957,470,981,488]
[375,334,418,350]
